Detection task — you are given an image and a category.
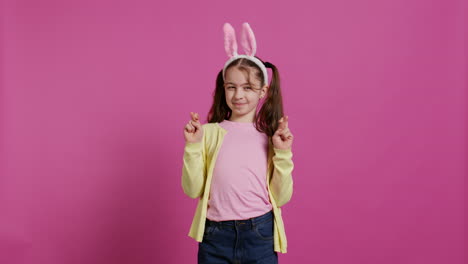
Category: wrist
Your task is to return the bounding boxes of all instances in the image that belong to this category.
[273,146,291,151]
[185,140,202,145]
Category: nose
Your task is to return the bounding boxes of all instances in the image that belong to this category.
[234,88,244,99]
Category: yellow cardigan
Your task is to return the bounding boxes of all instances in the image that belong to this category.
[182,122,294,253]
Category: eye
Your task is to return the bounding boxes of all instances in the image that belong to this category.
[244,87,252,90]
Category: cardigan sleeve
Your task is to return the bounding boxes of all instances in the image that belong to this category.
[269,147,294,207]
[181,140,207,199]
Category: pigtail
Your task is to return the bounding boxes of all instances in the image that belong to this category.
[207,70,230,123]
[257,61,284,137]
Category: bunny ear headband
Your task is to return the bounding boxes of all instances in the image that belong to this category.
[222,22,269,87]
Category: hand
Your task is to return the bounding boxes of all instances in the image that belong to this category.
[184,112,204,143]
[272,115,294,150]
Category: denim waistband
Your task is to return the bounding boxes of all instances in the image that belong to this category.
[206,210,273,228]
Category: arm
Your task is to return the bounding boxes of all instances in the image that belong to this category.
[181,141,206,199]
[269,147,294,207]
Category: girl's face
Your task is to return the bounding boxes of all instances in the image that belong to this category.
[224,67,267,123]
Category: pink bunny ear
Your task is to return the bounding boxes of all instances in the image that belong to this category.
[223,23,238,58]
[240,22,257,56]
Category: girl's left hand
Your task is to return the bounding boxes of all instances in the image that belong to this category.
[272,116,294,150]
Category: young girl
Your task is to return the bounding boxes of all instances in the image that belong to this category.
[182,22,294,264]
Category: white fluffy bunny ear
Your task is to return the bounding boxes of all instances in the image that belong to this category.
[223,23,238,58]
[240,22,257,56]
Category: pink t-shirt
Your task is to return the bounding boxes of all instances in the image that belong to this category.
[206,119,273,221]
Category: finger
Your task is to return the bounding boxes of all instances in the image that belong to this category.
[283,115,289,128]
[187,120,195,132]
[191,112,199,122]
[185,123,193,133]
[279,118,289,129]
[283,131,293,140]
[280,127,290,135]
[190,120,201,130]
[275,127,285,137]
[280,132,293,141]
[278,117,284,130]
[190,112,198,122]
[188,122,195,132]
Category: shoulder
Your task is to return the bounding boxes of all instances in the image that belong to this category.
[201,122,224,134]
[201,123,223,146]
[202,122,219,130]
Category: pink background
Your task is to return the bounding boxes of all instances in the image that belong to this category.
[1,0,466,263]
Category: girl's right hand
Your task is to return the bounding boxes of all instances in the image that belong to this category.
[184,112,204,143]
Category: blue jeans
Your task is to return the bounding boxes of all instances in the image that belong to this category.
[198,210,278,264]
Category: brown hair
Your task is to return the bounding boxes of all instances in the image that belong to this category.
[207,56,284,138]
